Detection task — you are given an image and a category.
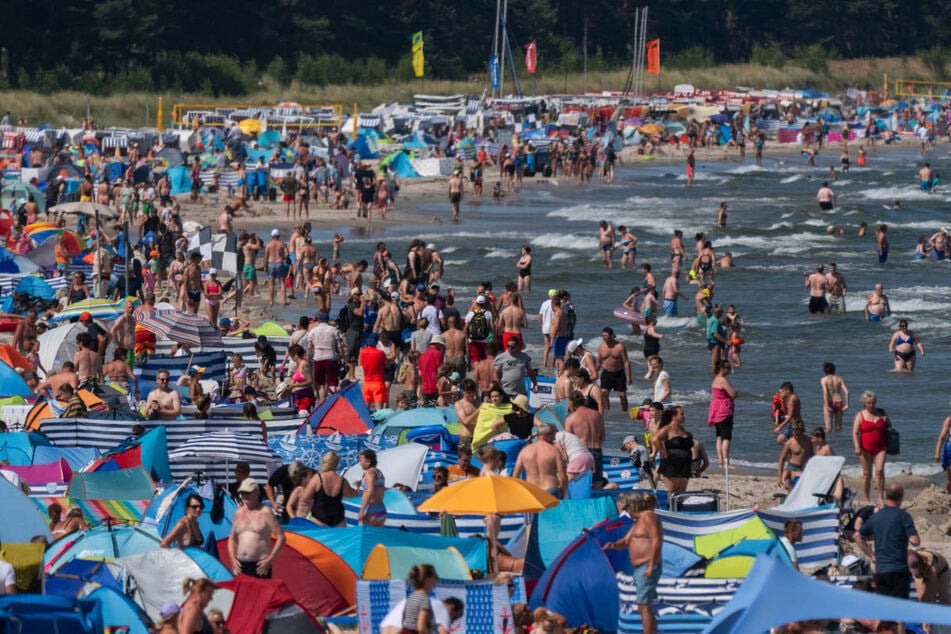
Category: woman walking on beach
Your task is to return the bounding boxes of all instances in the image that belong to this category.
[852,390,890,504]
[298,451,355,527]
[402,564,439,634]
[888,319,924,373]
[708,360,736,468]
[179,577,217,634]
[651,405,693,495]
[203,268,222,325]
[357,449,386,527]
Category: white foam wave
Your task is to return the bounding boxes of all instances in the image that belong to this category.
[530,232,593,250]
[482,248,517,259]
[549,252,575,261]
[854,186,951,202]
[780,174,804,183]
[441,259,470,267]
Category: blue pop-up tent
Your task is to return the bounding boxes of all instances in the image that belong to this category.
[0,476,52,543]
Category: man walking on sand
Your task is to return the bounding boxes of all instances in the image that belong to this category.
[512,423,567,499]
[605,493,663,634]
[265,229,289,308]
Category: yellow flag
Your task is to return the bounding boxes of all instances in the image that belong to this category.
[411,31,424,77]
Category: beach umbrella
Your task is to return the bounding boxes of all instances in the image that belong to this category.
[43,523,162,576]
[0,182,45,213]
[48,297,137,324]
[238,119,262,136]
[137,309,222,347]
[417,475,560,515]
[0,344,30,371]
[48,201,119,219]
[22,221,60,233]
[28,228,84,254]
[168,430,282,465]
[0,358,35,397]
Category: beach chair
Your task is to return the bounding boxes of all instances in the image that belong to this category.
[773,456,845,511]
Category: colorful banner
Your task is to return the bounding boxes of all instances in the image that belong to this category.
[411,31,424,78]
[525,40,537,75]
[646,38,660,74]
[489,55,500,89]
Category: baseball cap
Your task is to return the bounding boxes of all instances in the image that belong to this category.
[80,311,92,321]
[390,291,400,300]
[449,371,461,381]
[566,338,583,355]
[476,295,487,304]
[237,478,259,494]
[159,602,181,619]
[219,317,231,326]
[511,394,530,412]
[349,287,362,296]
[431,334,446,346]
[548,288,558,298]
[620,435,638,449]
[208,267,217,276]
[271,229,280,237]
[257,335,268,343]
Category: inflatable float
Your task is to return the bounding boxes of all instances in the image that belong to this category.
[613,306,647,326]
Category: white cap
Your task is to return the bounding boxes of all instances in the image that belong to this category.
[271,229,280,237]
[208,267,217,276]
[476,295,487,304]
[566,338,584,355]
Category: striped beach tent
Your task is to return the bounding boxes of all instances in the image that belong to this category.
[657,505,840,568]
[153,336,289,374]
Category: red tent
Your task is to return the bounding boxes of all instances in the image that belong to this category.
[216,575,325,634]
[217,531,356,615]
[299,382,373,435]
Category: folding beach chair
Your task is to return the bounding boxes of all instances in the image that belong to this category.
[773,456,845,511]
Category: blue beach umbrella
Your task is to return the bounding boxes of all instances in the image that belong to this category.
[0,359,34,397]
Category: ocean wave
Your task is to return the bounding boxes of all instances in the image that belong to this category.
[530,232,593,250]
[549,252,575,261]
[481,248,517,259]
[854,186,950,202]
[780,174,805,183]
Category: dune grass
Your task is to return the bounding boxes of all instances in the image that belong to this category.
[0,56,941,129]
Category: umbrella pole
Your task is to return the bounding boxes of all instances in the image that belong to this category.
[94,210,101,298]
[724,461,730,511]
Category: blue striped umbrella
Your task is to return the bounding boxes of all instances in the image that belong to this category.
[137,309,222,347]
[49,297,138,324]
[168,430,281,464]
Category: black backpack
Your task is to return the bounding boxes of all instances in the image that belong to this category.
[337,305,352,332]
[467,309,489,340]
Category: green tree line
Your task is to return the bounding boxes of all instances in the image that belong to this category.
[4,0,951,95]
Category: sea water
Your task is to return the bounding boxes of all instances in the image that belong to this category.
[296,146,951,478]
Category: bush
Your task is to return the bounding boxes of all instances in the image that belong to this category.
[665,46,716,70]
[919,46,947,80]
[112,67,153,92]
[296,54,327,86]
[750,43,785,69]
[799,44,829,76]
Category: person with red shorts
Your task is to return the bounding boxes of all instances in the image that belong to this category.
[419,335,446,406]
[305,311,341,402]
[359,333,388,409]
[465,295,493,364]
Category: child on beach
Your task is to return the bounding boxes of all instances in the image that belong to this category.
[230,353,247,395]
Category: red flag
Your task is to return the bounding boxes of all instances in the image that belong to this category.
[646,39,660,74]
[525,40,537,75]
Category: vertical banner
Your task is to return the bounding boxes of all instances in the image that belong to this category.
[525,40,537,75]
[646,39,660,74]
[411,31,424,78]
[489,55,500,89]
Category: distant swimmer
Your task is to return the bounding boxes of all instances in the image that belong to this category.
[864,283,891,322]
[857,147,866,167]
[670,230,686,276]
[920,163,933,191]
[716,202,728,228]
[661,270,688,317]
[876,224,889,264]
[840,150,850,173]
[598,220,616,269]
[816,181,836,210]
[858,222,868,237]
[804,264,830,315]
[825,263,847,314]
[928,228,948,260]
[717,252,734,268]
[686,148,696,186]
[882,200,901,210]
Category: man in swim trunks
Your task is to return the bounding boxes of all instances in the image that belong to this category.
[605,493,663,634]
[816,181,836,210]
[661,270,688,317]
[820,362,849,432]
[241,232,261,297]
[512,423,567,499]
[228,478,285,578]
[773,381,801,445]
[265,229,289,308]
[448,169,464,222]
[183,252,203,314]
[669,230,686,276]
[804,264,830,314]
[598,219,615,269]
[777,420,814,491]
[920,163,933,192]
[597,327,631,413]
[928,227,948,260]
[864,283,891,322]
[825,262,847,314]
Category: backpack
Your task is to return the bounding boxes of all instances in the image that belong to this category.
[337,305,352,332]
[467,309,489,340]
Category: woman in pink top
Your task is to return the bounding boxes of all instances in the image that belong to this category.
[708,360,736,467]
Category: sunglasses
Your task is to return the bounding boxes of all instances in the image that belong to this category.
[212,621,225,627]
[188,505,203,510]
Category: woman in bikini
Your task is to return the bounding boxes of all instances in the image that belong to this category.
[852,390,890,504]
[287,344,314,412]
[160,494,205,549]
[48,503,68,541]
[357,449,386,527]
[203,268,223,325]
[888,318,924,372]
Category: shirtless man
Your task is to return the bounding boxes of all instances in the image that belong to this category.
[183,252,203,314]
[864,283,891,322]
[73,333,101,387]
[216,206,234,233]
[605,493,663,634]
[297,236,318,292]
[447,170,464,222]
[228,478,285,578]
[778,420,814,490]
[471,342,498,394]
[597,220,615,269]
[498,293,528,353]
[804,264,830,314]
[264,229,289,307]
[242,233,262,297]
[774,381,801,444]
[928,227,948,261]
[825,262,848,314]
[12,309,38,356]
[716,201,728,228]
[920,163,934,191]
[144,370,182,420]
[565,392,605,486]
[103,348,140,402]
[597,327,631,412]
[669,230,686,277]
[453,379,480,443]
[816,181,836,210]
[662,270,689,317]
[34,361,79,396]
[513,423,568,498]
[442,315,467,376]
[109,300,137,366]
[820,362,849,432]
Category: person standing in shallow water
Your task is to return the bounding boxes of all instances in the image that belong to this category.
[876,224,889,264]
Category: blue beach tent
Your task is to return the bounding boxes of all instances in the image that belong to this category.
[0,476,51,543]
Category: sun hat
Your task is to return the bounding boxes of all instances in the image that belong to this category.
[159,602,181,619]
[620,435,638,449]
[511,394,530,412]
[237,478,259,494]
[431,335,446,346]
[548,288,558,298]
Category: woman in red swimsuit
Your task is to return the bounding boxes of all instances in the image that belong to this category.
[851,390,890,504]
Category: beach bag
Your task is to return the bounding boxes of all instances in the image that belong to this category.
[885,427,900,455]
[337,305,352,332]
[467,309,489,340]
